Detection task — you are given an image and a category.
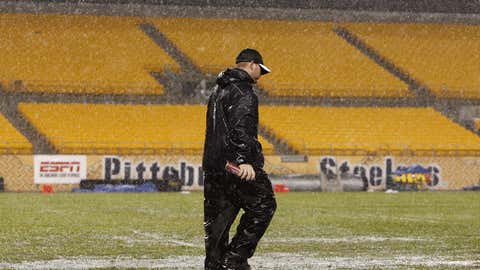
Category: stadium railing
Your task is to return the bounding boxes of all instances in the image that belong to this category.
[435,86,480,99]
[0,141,33,154]
[0,140,474,157]
[48,139,205,155]
[259,82,411,97]
[1,78,164,95]
[298,141,480,157]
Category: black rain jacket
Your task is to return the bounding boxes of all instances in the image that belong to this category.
[202,68,264,173]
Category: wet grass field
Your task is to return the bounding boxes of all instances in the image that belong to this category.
[0,192,478,269]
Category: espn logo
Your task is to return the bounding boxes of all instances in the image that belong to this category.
[40,161,81,173]
[34,155,86,184]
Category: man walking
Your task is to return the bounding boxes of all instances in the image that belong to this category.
[202,48,276,270]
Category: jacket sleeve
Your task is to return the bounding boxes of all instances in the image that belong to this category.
[226,89,258,165]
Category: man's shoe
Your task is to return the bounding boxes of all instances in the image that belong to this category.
[239,261,251,270]
[205,259,223,270]
[220,259,250,270]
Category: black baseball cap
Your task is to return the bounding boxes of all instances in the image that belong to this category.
[235,48,271,75]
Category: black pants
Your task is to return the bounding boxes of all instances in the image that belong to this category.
[204,170,276,269]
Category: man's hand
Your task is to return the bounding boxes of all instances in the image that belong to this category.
[238,164,256,181]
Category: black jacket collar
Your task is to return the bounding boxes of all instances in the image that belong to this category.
[216,68,255,88]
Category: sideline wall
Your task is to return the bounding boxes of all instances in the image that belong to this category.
[1,155,478,192]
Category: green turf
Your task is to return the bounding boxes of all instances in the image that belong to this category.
[0,192,478,269]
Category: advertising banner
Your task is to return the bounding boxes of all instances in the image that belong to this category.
[34,155,87,184]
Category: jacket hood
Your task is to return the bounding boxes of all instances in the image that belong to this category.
[216,68,254,88]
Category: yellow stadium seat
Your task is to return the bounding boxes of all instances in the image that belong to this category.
[344,22,480,98]
[259,106,480,156]
[0,114,32,154]
[18,103,275,155]
[0,13,179,94]
[151,17,409,97]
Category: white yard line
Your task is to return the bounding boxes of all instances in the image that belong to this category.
[263,236,429,244]
[109,231,203,248]
[111,233,426,247]
[113,234,427,248]
[0,254,478,269]
[0,256,201,270]
[166,239,201,247]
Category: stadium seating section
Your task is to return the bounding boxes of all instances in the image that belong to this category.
[0,13,179,95]
[1,14,479,158]
[2,13,479,100]
[151,17,409,97]
[259,106,480,156]
[344,23,480,99]
[0,114,32,154]
[18,103,275,155]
